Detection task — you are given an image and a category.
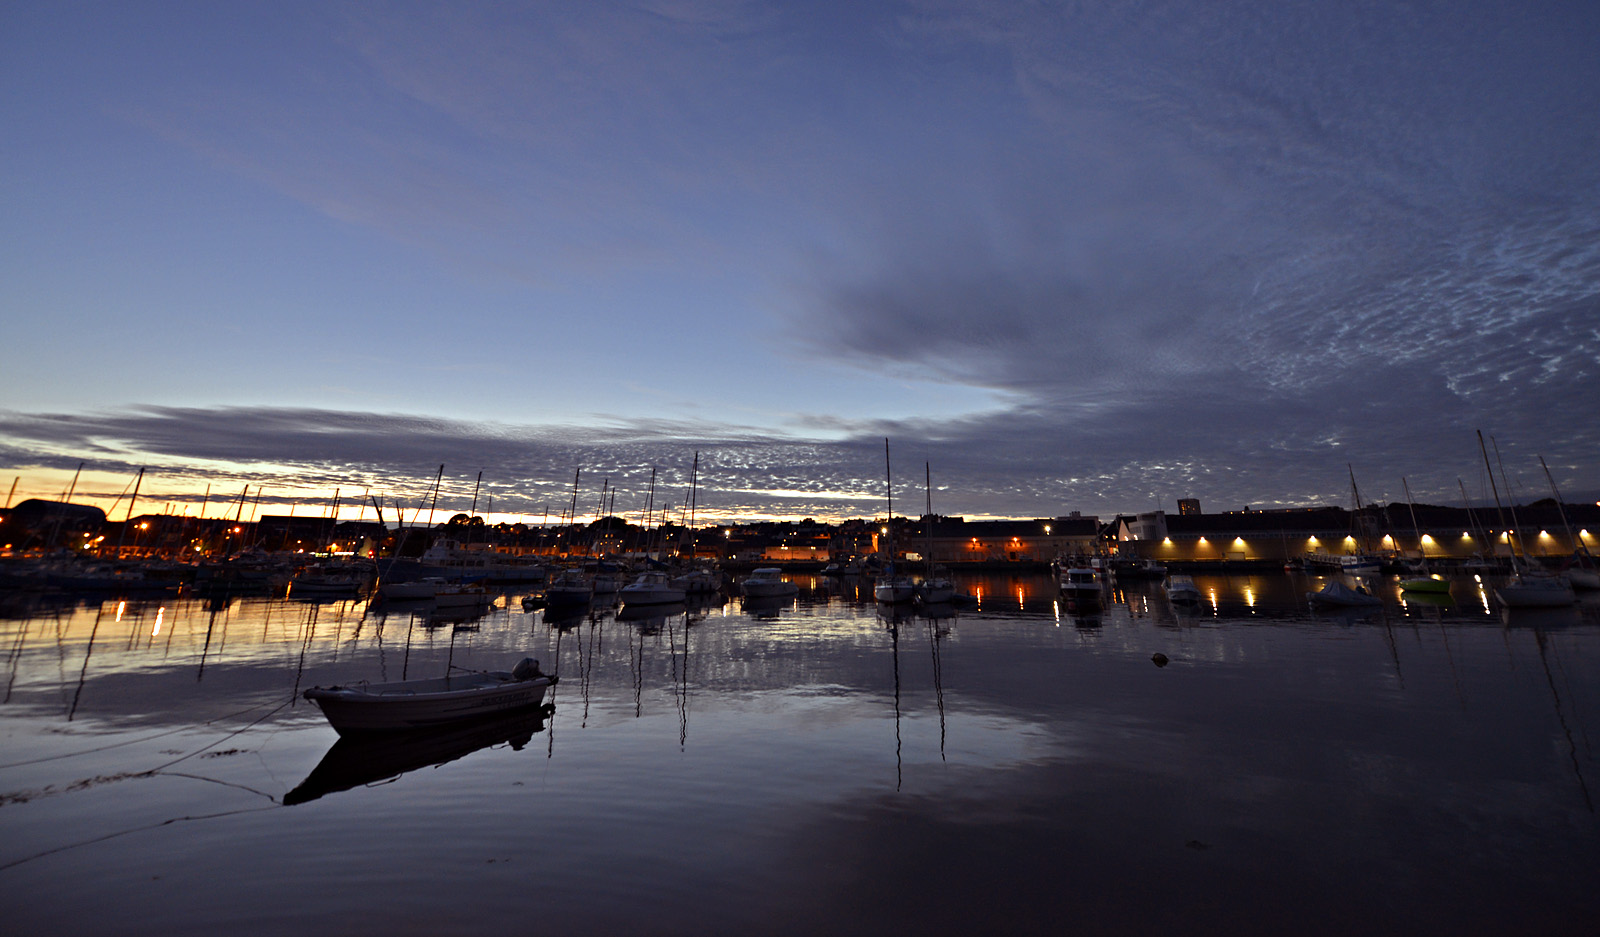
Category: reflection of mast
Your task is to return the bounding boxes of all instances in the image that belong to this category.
[1531,627,1594,813]
[68,605,106,720]
[668,617,691,749]
[927,618,946,762]
[890,617,902,790]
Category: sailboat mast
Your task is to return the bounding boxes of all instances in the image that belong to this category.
[1476,430,1511,557]
[925,462,934,575]
[884,439,893,560]
[1538,455,1589,562]
[1401,477,1426,570]
[1490,436,1525,564]
[426,464,445,529]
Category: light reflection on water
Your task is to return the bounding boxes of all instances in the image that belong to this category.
[1,572,1598,936]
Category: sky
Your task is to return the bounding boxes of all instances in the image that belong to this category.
[2,0,1597,525]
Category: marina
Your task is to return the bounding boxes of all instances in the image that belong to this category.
[2,570,1597,935]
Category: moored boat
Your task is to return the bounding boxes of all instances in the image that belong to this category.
[620,570,687,605]
[303,658,556,734]
[1164,574,1202,604]
[1307,580,1381,607]
[742,568,798,598]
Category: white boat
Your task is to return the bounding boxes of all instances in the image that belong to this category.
[620,571,687,605]
[1059,567,1103,601]
[1307,581,1381,607]
[742,568,798,598]
[417,539,547,583]
[1495,572,1576,608]
[1164,574,1201,603]
[303,658,556,735]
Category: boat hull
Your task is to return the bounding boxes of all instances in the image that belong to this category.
[304,673,554,734]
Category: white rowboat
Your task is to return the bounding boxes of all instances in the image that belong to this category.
[304,659,555,735]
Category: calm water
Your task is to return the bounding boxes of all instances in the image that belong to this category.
[2,572,1597,936]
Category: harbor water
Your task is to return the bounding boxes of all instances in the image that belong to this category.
[2,571,1597,935]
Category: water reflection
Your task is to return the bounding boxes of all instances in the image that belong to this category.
[2,572,1598,935]
[284,704,553,805]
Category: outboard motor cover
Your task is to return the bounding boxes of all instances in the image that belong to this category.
[512,658,541,680]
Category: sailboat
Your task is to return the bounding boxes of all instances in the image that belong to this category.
[1396,478,1450,595]
[873,440,916,604]
[1538,455,1599,592]
[1339,466,1385,575]
[1480,433,1575,609]
[915,463,955,605]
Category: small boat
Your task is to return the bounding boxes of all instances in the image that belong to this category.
[1398,574,1451,595]
[378,578,439,601]
[543,568,593,605]
[742,568,798,598]
[1307,581,1381,607]
[915,576,956,604]
[873,567,916,604]
[620,571,687,605]
[432,581,491,610]
[1059,567,1103,601]
[1114,560,1168,581]
[303,658,556,735]
[1164,574,1202,604]
[672,567,723,595]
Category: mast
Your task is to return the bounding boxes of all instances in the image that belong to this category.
[925,462,934,576]
[1538,455,1590,564]
[426,464,445,529]
[112,467,145,558]
[1401,478,1427,572]
[884,439,894,563]
[1476,430,1511,560]
[1489,435,1525,567]
[469,470,483,516]
[1347,464,1368,555]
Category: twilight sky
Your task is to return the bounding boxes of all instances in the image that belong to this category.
[3,1,1597,523]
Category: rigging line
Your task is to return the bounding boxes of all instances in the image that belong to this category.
[145,700,293,773]
[0,804,280,873]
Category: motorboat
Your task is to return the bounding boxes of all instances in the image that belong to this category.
[432,581,492,610]
[620,571,687,605]
[672,567,724,595]
[303,657,556,735]
[1495,572,1576,608]
[543,568,593,605]
[1059,567,1103,602]
[1306,581,1381,607]
[289,566,370,597]
[1164,574,1202,604]
[742,568,798,598]
[378,578,439,601]
[1114,560,1168,581]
